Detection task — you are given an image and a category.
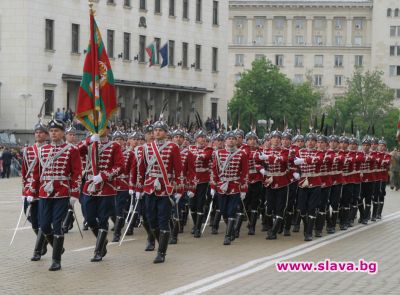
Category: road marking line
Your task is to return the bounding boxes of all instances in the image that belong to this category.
[0,201,21,204]
[72,238,136,252]
[6,226,31,231]
[161,211,400,295]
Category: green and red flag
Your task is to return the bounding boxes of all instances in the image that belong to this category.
[145,42,158,66]
[76,12,116,136]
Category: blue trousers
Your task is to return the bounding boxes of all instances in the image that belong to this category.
[79,192,87,221]
[145,194,172,231]
[39,198,69,235]
[218,193,240,219]
[81,194,115,230]
[24,199,40,230]
[115,190,130,217]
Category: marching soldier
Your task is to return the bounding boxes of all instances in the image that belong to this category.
[79,124,124,262]
[31,118,82,271]
[373,139,391,220]
[112,131,137,242]
[137,121,183,263]
[359,137,375,224]
[189,130,213,238]
[211,131,248,245]
[21,121,49,261]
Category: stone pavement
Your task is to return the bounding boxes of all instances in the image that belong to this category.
[1,177,400,295]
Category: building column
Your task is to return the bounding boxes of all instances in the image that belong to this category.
[346,17,353,46]
[365,18,372,46]
[267,16,273,46]
[286,17,293,46]
[326,16,333,46]
[306,16,313,46]
[247,17,254,45]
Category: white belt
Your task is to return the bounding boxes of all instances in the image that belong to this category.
[149,173,172,178]
[221,177,239,182]
[266,171,286,177]
[343,171,358,176]
[196,168,209,173]
[41,176,70,181]
[301,173,319,177]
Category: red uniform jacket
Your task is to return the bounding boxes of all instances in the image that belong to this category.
[258,147,290,189]
[189,145,214,184]
[80,140,125,196]
[296,148,324,188]
[138,140,183,196]
[31,142,82,199]
[21,143,43,197]
[319,150,334,188]
[248,148,263,184]
[329,149,344,185]
[360,151,376,182]
[211,148,248,195]
[177,145,196,193]
[116,147,137,191]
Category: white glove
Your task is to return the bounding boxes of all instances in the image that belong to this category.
[21,196,25,202]
[293,172,300,180]
[26,196,36,203]
[259,153,268,161]
[69,198,77,206]
[129,189,134,195]
[92,174,103,184]
[240,192,246,200]
[175,193,182,203]
[90,134,100,143]
[187,191,195,198]
[260,168,267,176]
[294,157,305,165]
[210,189,216,197]
[135,192,142,200]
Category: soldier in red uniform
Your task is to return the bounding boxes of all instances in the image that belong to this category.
[31,119,82,271]
[189,129,214,238]
[374,139,391,220]
[211,131,248,245]
[326,135,344,234]
[21,121,49,261]
[294,133,324,241]
[257,131,290,240]
[170,129,195,244]
[79,125,124,262]
[259,133,271,232]
[291,134,305,232]
[137,121,183,263]
[112,131,137,242]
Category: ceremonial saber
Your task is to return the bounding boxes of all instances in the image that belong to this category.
[22,203,32,226]
[202,199,214,235]
[175,199,181,232]
[119,199,139,246]
[241,198,250,221]
[10,204,25,246]
[125,193,134,224]
[71,205,83,239]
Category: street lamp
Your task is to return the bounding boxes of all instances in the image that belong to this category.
[21,93,32,130]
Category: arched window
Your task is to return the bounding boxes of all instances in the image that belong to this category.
[388,8,392,17]
[395,8,399,17]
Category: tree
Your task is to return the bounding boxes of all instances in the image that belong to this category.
[229,58,320,133]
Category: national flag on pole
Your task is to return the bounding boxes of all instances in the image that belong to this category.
[160,42,168,68]
[145,42,158,66]
[76,12,117,136]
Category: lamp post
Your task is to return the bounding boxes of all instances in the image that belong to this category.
[21,93,32,130]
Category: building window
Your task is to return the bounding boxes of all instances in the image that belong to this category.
[123,32,130,60]
[107,0,115,4]
[294,19,304,30]
[212,47,218,72]
[335,18,344,29]
[235,54,244,66]
[71,23,80,53]
[314,35,323,46]
[44,89,54,116]
[124,0,131,7]
[314,75,323,86]
[182,0,189,19]
[140,0,146,10]
[396,9,399,17]
[213,1,219,25]
[390,26,396,37]
[139,35,146,62]
[295,55,303,67]
[314,18,325,30]
[274,17,285,30]
[195,44,201,70]
[255,17,265,29]
[335,35,343,46]
[314,55,323,67]
[295,35,305,45]
[107,30,114,58]
[388,8,392,17]
[396,89,400,99]
[275,54,283,66]
[334,55,343,67]
[335,75,344,87]
[235,73,242,82]
[235,35,244,44]
[154,37,161,64]
[294,74,304,84]
[389,65,400,76]
[390,46,396,56]
[155,0,161,13]
[354,36,362,46]
[196,0,202,22]
[274,35,284,45]
[45,19,54,50]
[254,35,264,45]
[168,40,175,66]
[355,55,363,67]
[169,0,175,16]
[255,54,265,60]
[354,19,363,29]
[182,42,188,67]
[211,102,218,119]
